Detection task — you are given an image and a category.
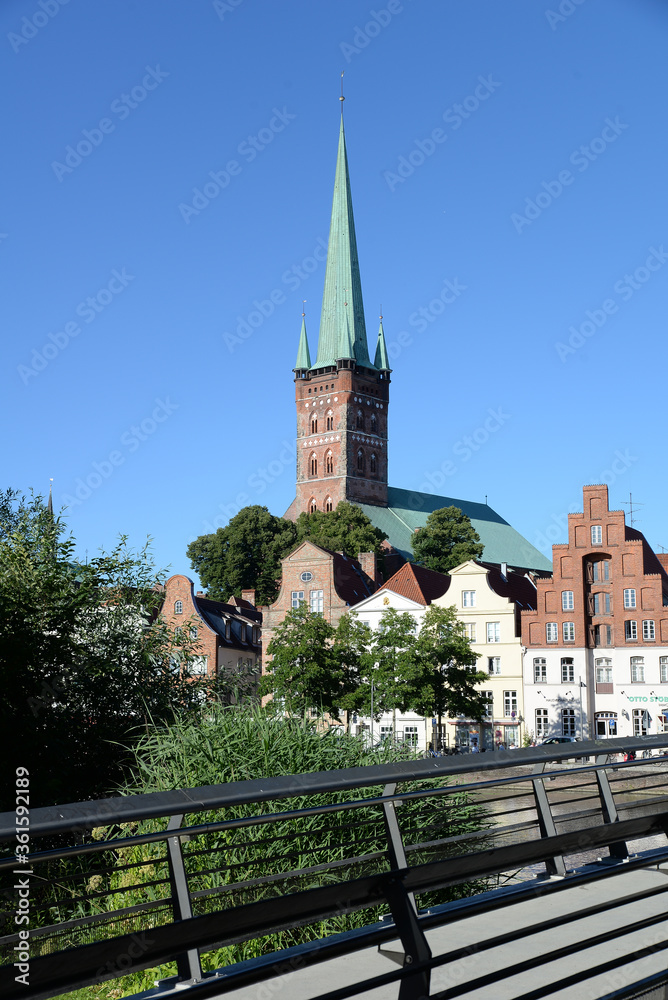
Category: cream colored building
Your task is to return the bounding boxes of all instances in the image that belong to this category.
[432,561,538,749]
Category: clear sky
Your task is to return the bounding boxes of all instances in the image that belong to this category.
[3,0,668,582]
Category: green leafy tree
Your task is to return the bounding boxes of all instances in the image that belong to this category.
[347,609,419,720]
[411,506,484,573]
[187,505,297,606]
[295,501,387,560]
[0,489,206,809]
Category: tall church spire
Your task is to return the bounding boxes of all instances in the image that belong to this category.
[312,112,373,370]
[294,311,311,371]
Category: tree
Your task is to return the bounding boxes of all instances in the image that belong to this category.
[412,605,490,723]
[187,506,297,606]
[0,489,206,809]
[411,506,484,572]
[295,501,387,560]
[347,609,419,720]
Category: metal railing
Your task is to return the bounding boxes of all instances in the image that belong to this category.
[2,735,668,1000]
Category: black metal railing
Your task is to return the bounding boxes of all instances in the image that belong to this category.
[2,735,668,1000]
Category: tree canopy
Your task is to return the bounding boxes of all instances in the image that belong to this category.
[411,506,484,573]
[295,501,387,560]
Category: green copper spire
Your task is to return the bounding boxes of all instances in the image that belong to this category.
[374,318,390,370]
[312,114,374,370]
[295,314,311,370]
[337,309,355,360]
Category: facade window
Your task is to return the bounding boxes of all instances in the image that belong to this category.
[596,712,618,737]
[174,600,183,615]
[503,690,518,717]
[310,415,317,434]
[370,413,377,433]
[309,454,317,476]
[325,410,334,431]
[356,409,364,429]
[240,624,247,643]
[562,591,574,611]
[464,622,476,642]
[190,655,208,675]
[462,591,476,607]
[591,525,603,545]
[594,624,613,646]
[310,589,324,614]
[370,453,377,475]
[325,496,333,513]
[623,589,636,609]
[534,658,547,683]
[488,656,501,675]
[659,712,668,735]
[561,657,574,683]
[643,620,655,641]
[660,657,668,684]
[592,560,610,582]
[593,592,611,615]
[630,656,645,683]
[403,726,419,746]
[625,620,638,641]
[633,708,649,737]
[189,626,198,640]
[291,590,304,609]
[535,708,549,739]
[480,692,493,718]
[561,709,576,737]
[309,498,317,513]
[486,622,501,643]
[325,451,334,474]
[357,449,365,473]
[595,658,613,683]
[300,571,313,582]
[546,622,558,643]
[379,725,393,742]
[563,622,575,642]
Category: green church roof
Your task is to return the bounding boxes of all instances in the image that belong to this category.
[312,114,374,371]
[357,486,552,573]
[294,315,311,370]
[374,319,390,370]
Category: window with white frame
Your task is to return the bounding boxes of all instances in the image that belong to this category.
[591,525,603,545]
[503,690,517,717]
[625,620,638,641]
[562,709,576,737]
[189,626,198,640]
[562,591,574,611]
[462,591,476,607]
[488,656,501,675]
[546,623,558,643]
[633,708,649,736]
[174,601,183,615]
[480,691,493,718]
[643,620,655,641]
[291,590,304,609]
[534,657,547,683]
[380,726,393,742]
[189,656,208,675]
[561,657,574,683]
[661,657,668,684]
[535,708,549,739]
[563,621,575,642]
[487,622,500,643]
[464,622,476,642]
[309,590,324,614]
[631,656,645,683]
[659,713,668,734]
[623,589,636,609]
[403,726,418,746]
[595,658,613,683]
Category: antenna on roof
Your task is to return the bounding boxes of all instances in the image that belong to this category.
[620,492,643,526]
[485,495,488,505]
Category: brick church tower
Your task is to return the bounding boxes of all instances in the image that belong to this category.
[286,108,391,520]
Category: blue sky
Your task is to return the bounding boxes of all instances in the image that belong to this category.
[3,0,668,582]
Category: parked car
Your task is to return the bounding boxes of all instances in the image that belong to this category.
[540,736,580,744]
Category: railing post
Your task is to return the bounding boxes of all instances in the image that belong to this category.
[381,783,431,1000]
[595,754,629,860]
[531,763,567,877]
[166,814,203,984]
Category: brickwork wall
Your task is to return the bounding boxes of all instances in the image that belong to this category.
[163,574,218,677]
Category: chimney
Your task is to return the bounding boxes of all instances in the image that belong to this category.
[357,552,377,585]
[241,588,256,606]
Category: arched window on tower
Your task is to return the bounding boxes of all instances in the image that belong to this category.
[370,453,377,476]
[370,413,377,434]
[325,496,333,512]
[325,409,334,431]
[356,409,364,430]
[357,449,365,474]
[310,414,317,434]
[325,451,333,474]
[309,453,318,477]
[309,498,317,514]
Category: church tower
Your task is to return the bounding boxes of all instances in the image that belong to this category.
[289,107,391,519]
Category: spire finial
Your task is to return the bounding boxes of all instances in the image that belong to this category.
[380,303,383,320]
[340,71,345,112]
[302,299,306,317]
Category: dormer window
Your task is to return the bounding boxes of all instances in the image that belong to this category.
[225,621,231,640]
[240,624,246,643]
[174,601,183,615]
